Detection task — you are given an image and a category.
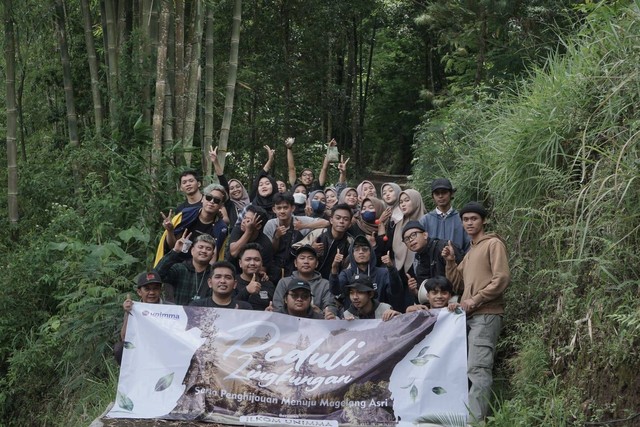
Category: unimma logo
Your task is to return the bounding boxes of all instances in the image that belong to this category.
[141,310,179,320]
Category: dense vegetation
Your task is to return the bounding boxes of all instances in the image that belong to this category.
[1,0,638,426]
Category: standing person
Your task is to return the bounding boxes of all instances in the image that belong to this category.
[380,182,403,225]
[442,201,510,423]
[263,192,327,280]
[420,178,470,254]
[189,261,252,310]
[311,203,354,280]
[306,190,328,219]
[350,196,386,238]
[115,271,171,365]
[175,170,203,213]
[400,220,462,299]
[155,233,216,305]
[356,180,377,203]
[285,137,333,192]
[235,243,276,311]
[224,205,276,279]
[208,146,250,230]
[155,184,228,265]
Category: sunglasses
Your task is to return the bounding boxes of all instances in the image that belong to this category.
[204,194,223,204]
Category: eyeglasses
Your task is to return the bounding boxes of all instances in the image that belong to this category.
[353,245,370,252]
[288,292,311,301]
[402,231,421,243]
[204,194,223,204]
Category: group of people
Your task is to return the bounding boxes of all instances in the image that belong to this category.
[118,139,511,424]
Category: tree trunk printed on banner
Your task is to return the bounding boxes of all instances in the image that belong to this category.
[217,0,242,172]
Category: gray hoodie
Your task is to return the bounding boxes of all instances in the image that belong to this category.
[273,270,338,315]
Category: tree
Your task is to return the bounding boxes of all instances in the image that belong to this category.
[217,0,242,172]
[151,0,170,182]
[4,0,19,233]
[79,0,103,134]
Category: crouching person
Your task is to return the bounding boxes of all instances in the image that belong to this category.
[342,277,401,321]
[277,280,335,319]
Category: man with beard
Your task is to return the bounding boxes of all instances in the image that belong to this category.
[155,233,216,305]
[175,170,203,213]
[342,277,401,321]
[189,261,252,310]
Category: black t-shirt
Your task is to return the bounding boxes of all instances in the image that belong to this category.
[235,276,276,311]
[188,297,252,310]
[175,198,203,214]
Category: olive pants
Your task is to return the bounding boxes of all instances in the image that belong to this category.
[467,314,502,423]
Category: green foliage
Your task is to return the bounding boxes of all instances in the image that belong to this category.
[412,3,640,423]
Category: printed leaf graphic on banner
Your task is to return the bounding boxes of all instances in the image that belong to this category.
[416,346,430,358]
[123,341,135,349]
[400,378,416,389]
[454,307,463,315]
[117,391,134,411]
[410,384,418,402]
[410,353,439,366]
[155,372,175,392]
[432,386,447,395]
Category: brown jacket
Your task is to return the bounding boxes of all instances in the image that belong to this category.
[445,233,510,316]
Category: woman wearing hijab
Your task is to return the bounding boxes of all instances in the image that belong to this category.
[306,190,329,219]
[356,180,377,203]
[338,187,360,214]
[374,188,425,312]
[380,182,403,225]
[351,196,386,238]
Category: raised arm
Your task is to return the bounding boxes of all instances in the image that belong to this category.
[318,138,336,186]
[263,145,275,173]
[285,137,297,186]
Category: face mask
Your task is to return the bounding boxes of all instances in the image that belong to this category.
[361,210,377,223]
[311,200,326,214]
[293,193,307,205]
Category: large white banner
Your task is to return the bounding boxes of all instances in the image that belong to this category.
[107,303,468,426]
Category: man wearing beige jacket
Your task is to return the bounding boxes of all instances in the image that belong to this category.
[442,201,510,424]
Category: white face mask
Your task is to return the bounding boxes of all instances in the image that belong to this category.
[293,193,307,205]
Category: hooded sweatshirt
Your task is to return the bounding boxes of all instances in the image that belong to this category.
[419,208,471,254]
[445,233,510,316]
[329,236,404,311]
[273,271,338,315]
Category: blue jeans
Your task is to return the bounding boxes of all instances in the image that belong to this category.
[467,314,502,422]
